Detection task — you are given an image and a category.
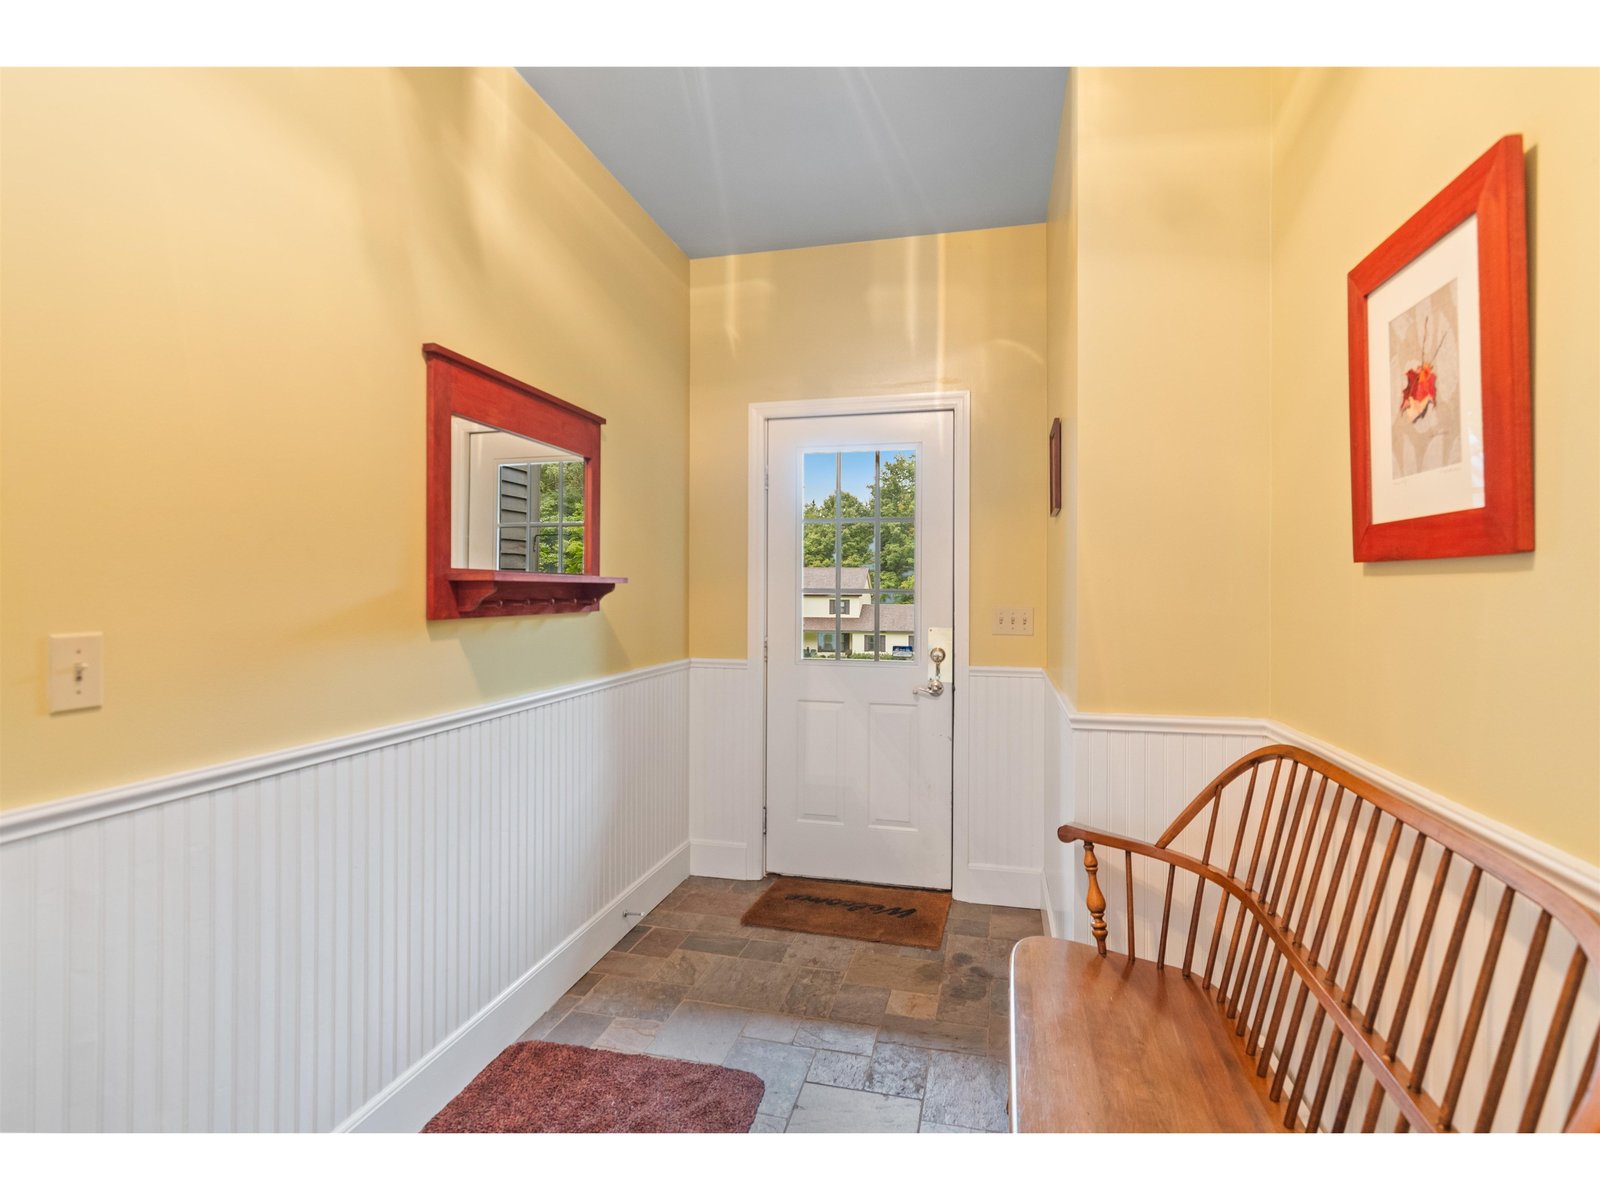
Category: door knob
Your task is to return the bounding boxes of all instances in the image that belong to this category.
[913,646,947,697]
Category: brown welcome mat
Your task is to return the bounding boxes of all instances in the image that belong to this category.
[740,876,952,949]
[422,1041,764,1133]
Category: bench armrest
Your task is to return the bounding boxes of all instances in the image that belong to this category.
[1057,822,1161,856]
[1056,823,1206,960]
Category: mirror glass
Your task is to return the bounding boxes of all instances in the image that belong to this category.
[450,416,585,572]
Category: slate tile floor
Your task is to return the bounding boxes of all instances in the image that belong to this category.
[516,875,1043,1133]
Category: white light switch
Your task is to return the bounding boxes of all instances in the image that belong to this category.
[992,608,1035,636]
[48,633,103,713]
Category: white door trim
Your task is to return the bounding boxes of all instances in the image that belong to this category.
[746,392,972,893]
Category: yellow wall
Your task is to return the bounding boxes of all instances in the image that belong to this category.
[1057,69,1274,715]
[688,224,1048,667]
[1043,72,1079,700]
[1050,67,1599,863]
[0,69,689,809]
[1268,69,1600,863]
[7,67,1593,865]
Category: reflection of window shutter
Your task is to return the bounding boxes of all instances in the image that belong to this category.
[496,459,585,573]
[498,465,530,569]
[499,464,530,520]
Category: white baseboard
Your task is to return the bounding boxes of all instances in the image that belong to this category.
[961,862,1043,910]
[1039,872,1061,939]
[337,841,689,1133]
[689,838,754,880]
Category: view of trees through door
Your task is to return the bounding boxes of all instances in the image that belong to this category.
[801,449,917,661]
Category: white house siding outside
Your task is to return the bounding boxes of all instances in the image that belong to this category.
[800,567,915,659]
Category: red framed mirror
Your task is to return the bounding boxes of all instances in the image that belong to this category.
[424,343,625,618]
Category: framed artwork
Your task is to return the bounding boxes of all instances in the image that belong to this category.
[1048,417,1062,516]
[1347,134,1532,562]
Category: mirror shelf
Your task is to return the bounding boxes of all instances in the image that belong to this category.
[441,569,626,617]
[425,343,626,620]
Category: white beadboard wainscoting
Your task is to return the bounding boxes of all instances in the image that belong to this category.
[686,660,1051,908]
[1044,703,1271,945]
[1041,680,1600,940]
[687,659,763,880]
[9,652,1594,1133]
[0,662,690,1133]
[960,668,1052,908]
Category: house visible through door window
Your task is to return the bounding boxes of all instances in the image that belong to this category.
[497,460,584,572]
[799,448,915,660]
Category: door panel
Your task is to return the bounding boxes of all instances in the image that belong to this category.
[867,703,916,828]
[796,701,844,822]
[766,411,954,889]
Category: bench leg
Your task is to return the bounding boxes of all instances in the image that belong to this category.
[1083,841,1108,957]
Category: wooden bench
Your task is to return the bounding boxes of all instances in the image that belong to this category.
[1009,744,1600,1132]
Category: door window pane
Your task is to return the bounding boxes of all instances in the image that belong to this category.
[840,522,875,570]
[797,449,916,662]
[876,593,916,659]
[839,451,875,516]
[877,522,915,590]
[878,450,916,517]
[803,452,837,514]
[802,522,837,569]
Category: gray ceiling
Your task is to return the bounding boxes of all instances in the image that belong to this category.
[516,67,1069,259]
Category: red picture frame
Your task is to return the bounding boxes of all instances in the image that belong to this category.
[1347,135,1532,562]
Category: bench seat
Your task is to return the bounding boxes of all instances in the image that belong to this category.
[1009,936,1283,1132]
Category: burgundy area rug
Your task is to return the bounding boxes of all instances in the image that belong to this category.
[422,1041,765,1133]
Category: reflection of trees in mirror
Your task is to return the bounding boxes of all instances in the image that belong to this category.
[538,462,585,523]
[501,459,584,573]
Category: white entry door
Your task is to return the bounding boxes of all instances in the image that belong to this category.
[765,411,954,889]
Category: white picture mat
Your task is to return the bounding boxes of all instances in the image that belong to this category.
[1366,215,1485,525]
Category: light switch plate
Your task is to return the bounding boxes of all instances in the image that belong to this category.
[48,633,103,713]
[992,607,1035,636]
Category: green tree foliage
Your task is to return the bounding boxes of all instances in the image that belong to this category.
[879,523,913,590]
[802,520,834,569]
[877,452,915,516]
[534,461,585,574]
[800,452,915,589]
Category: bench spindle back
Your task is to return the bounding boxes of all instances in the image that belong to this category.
[1060,744,1600,1132]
